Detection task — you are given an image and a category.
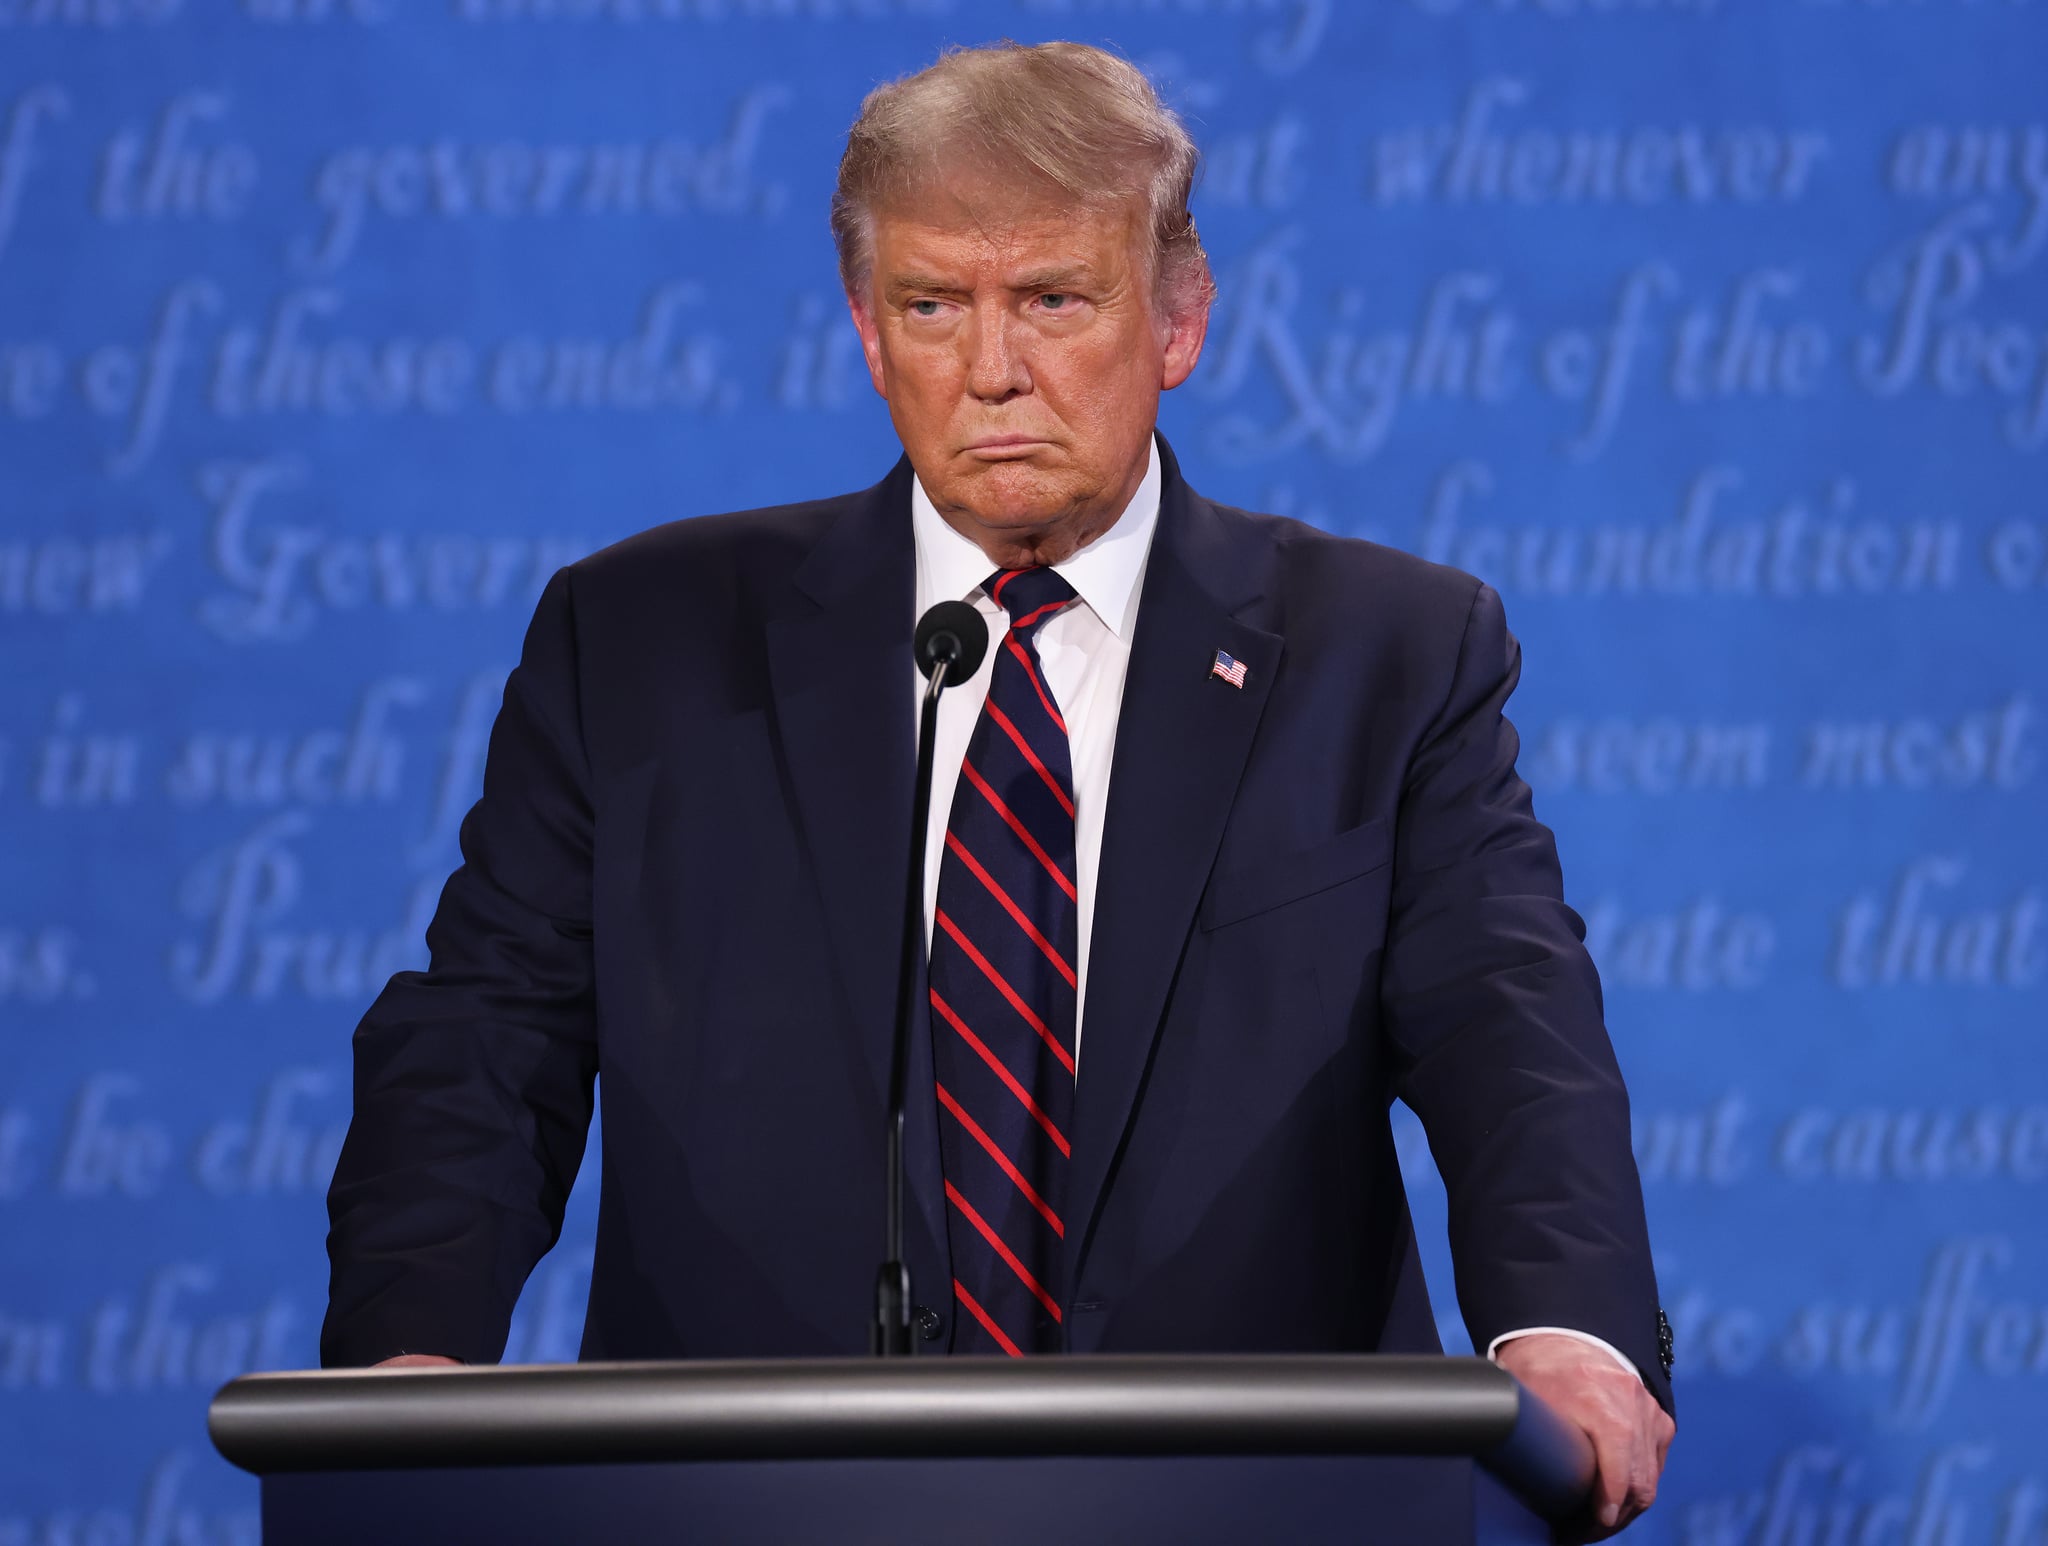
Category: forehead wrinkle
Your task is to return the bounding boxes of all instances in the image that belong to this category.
[874,206,1133,304]
[874,167,1122,256]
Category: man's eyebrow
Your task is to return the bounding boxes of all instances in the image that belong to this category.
[883,266,1099,299]
[884,273,970,298]
[1010,266,1093,291]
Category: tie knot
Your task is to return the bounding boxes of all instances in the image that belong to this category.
[986,567,1076,630]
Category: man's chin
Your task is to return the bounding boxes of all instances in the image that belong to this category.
[938,462,1081,532]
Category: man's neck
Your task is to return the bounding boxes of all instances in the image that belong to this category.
[933,450,1154,570]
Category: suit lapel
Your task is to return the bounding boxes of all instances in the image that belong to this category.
[763,458,951,1276]
[1067,441,1282,1299]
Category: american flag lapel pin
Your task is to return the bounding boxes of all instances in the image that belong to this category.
[1209,649,1248,689]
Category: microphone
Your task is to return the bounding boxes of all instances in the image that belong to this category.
[914,599,989,681]
[875,600,990,1357]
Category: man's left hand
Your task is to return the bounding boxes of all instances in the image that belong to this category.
[1493,1332,1674,1538]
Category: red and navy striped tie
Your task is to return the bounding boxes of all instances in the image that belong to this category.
[929,566,1079,1357]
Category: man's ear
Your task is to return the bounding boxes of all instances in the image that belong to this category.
[845,288,891,400]
[1159,290,1211,393]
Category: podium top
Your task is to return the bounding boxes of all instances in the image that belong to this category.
[210,1354,1594,1522]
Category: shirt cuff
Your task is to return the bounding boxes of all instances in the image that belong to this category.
[1486,1326,1644,1385]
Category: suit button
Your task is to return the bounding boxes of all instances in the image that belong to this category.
[914,1305,944,1342]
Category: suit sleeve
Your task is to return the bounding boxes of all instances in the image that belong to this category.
[1379,581,1672,1414]
[321,568,599,1368]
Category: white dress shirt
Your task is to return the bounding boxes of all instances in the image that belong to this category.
[912,435,1161,1065]
[907,433,1641,1385]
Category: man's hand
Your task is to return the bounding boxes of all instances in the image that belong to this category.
[1494,1333,1673,1538]
[372,1354,462,1369]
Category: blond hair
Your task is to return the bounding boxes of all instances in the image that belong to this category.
[830,41,1213,314]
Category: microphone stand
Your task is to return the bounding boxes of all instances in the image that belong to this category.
[874,653,954,1356]
[875,600,986,1356]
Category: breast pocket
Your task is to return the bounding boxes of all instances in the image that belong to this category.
[1199,816,1394,932]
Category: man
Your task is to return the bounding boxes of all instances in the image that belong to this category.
[323,41,1675,1534]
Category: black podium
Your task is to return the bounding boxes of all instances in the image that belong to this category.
[209,1355,1593,1544]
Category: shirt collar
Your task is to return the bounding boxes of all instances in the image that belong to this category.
[910,433,1160,641]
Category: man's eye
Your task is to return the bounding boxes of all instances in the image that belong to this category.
[909,300,944,317]
[1040,293,1071,310]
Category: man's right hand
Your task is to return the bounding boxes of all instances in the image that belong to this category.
[372,1354,462,1368]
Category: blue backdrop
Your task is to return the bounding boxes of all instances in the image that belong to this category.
[3,3,2045,1539]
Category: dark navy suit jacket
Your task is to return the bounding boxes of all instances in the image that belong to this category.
[321,439,1672,1414]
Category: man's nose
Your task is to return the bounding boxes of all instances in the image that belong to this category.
[963,306,1031,401]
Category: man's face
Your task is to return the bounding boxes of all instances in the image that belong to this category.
[847,174,1208,565]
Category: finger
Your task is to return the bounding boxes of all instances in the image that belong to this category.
[1605,1441,1645,1531]
[1625,1411,1658,1520]
[1589,1423,1635,1532]
[1619,1394,1667,1526]
[1654,1408,1676,1472]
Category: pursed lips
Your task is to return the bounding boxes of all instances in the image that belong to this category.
[963,436,1055,459]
